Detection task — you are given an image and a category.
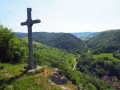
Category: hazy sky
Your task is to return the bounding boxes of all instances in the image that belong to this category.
[1,0,120,32]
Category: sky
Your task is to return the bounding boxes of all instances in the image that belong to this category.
[1,0,120,33]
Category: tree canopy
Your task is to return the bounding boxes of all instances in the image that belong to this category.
[87,30,120,54]
[0,24,27,64]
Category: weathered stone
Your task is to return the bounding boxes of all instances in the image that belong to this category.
[21,8,41,70]
[51,69,67,85]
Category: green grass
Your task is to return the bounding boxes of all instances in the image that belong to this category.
[93,53,120,61]
[0,63,26,77]
[0,63,62,90]
[0,63,76,90]
[33,42,75,67]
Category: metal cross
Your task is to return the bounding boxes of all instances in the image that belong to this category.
[21,8,41,70]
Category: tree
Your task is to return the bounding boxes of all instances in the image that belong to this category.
[0,24,27,63]
[0,25,14,62]
[8,38,26,63]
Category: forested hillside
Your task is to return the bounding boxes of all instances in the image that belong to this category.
[77,53,120,78]
[15,32,85,54]
[15,32,27,38]
[32,42,76,67]
[87,30,120,54]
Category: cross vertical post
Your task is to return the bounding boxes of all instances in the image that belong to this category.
[21,8,41,70]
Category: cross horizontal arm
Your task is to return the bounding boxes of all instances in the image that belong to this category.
[21,22,27,26]
[32,19,41,24]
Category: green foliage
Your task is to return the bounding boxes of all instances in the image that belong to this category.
[8,38,27,63]
[0,24,27,64]
[113,51,120,59]
[0,24,75,66]
[88,75,117,90]
[0,77,8,89]
[93,53,120,61]
[0,25,14,62]
[87,30,120,54]
[85,83,97,90]
[77,55,120,79]
[32,42,75,67]
[50,61,116,90]
[15,32,85,54]
[1,23,119,90]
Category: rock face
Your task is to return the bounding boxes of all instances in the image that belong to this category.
[51,68,67,85]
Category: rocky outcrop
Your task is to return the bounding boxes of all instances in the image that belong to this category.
[50,68,67,85]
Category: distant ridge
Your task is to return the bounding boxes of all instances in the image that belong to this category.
[15,32,85,53]
[71,32,99,41]
[87,29,120,54]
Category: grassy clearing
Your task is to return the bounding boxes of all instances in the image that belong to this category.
[93,53,120,61]
[0,63,61,90]
[0,63,76,90]
[0,63,26,77]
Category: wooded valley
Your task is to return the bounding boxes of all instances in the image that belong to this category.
[1,24,120,90]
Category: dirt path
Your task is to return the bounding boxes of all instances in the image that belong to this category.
[72,58,77,70]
